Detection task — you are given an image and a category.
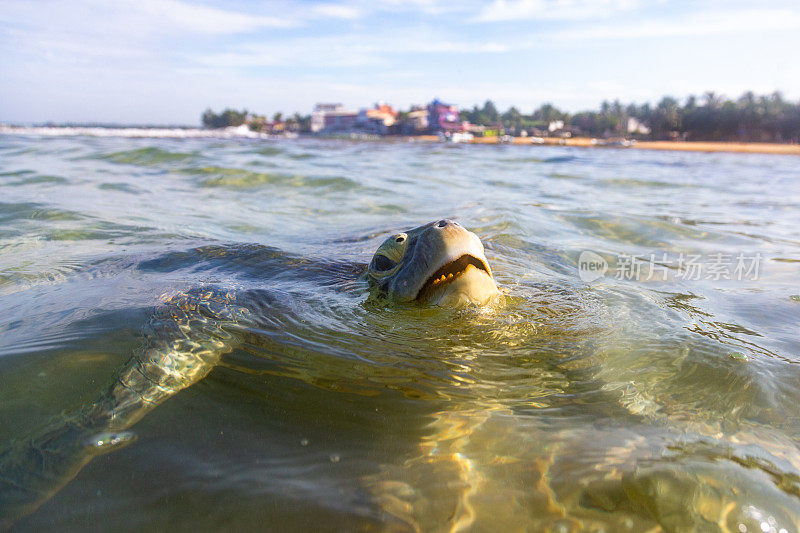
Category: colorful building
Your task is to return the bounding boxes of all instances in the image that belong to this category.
[401,106,429,134]
[311,99,465,135]
[427,99,464,133]
[356,102,398,134]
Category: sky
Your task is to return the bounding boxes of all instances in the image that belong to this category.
[1,0,799,125]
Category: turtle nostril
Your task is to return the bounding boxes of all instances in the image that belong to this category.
[437,220,448,228]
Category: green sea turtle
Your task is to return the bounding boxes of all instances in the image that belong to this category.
[366,219,499,307]
[4,219,799,531]
[0,219,500,528]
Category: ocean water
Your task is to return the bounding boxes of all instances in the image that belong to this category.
[1,131,799,532]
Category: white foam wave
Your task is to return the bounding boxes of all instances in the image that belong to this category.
[0,124,297,139]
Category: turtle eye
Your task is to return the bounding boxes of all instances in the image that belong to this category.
[372,254,396,271]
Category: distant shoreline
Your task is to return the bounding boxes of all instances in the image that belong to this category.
[2,125,798,155]
[630,140,800,155]
[408,134,800,155]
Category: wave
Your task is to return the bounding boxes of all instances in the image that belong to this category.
[95,147,197,165]
[0,124,296,140]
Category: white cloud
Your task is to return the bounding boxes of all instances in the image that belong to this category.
[132,0,298,33]
[188,30,508,70]
[370,0,455,15]
[475,0,642,22]
[0,0,298,38]
[312,3,363,19]
[555,8,800,40]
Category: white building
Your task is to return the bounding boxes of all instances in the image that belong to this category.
[311,103,357,133]
[627,117,651,135]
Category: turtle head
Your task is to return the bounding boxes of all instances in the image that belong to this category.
[367,219,500,306]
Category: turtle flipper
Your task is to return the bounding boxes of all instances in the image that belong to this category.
[0,288,249,527]
[0,415,138,528]
[366,405,508,532]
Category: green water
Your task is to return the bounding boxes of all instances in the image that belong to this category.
[1,133,799,532]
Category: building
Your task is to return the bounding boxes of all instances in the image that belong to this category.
[356,102,398,134]
[311,103,337,132]
[312,99,465,135]
[627,117,651,136]
[266,121,286,134]
[401,105,429,134]
[427,99,463,134]
[311,103,358,133]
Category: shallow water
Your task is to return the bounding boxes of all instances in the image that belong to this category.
[1,133,799,531]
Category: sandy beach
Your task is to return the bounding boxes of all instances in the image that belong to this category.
[414,134,800,155]
[632,140,800,155]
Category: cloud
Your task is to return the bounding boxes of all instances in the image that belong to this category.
[0,0,298,38]
[368,0,456,15]
[474,0,641,22]
[554,8,800,40]
[312,3,363,19]
[0,0,307,78]
[132,0,298,33]
[188,30,509,71]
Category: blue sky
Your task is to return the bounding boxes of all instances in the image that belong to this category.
[1,0,799,125]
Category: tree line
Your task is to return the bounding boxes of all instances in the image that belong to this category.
[202,91,800,142]
[201,108,309,132]
[460,91,800,142]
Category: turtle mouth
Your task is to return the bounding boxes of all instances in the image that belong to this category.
[415,254,491,300]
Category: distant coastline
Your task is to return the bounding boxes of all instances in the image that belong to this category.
[0,124,285,139]
[201,91,800,148]
[4,90,799,156]
[409,135,800,155]
[2,124,798,155]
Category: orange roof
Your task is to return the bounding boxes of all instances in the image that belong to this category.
[367,104,398,117]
